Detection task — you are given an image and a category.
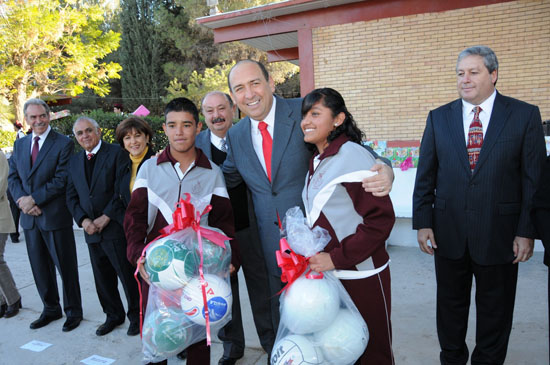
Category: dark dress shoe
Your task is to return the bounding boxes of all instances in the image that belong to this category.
[0,303,6,318]
[62,317,82,332]
[127,321,140,336]
[4,298,22,318]
[10,236,19,243]
[176,350,187,360]
[96,318,124,336]
[218,355,243,365]
[30,313,62,329]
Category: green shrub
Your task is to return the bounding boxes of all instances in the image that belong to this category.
[0,130,16,149]
[51,110,168,152]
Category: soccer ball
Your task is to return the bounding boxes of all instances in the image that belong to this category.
[145,238,198,291]
[280,275,340,334]
[313,308,369,364]
[142,308,192,356]
[271,334,324,365]
[193,227,231,274]
[180,274,232,326]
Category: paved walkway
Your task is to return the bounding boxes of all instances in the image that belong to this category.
[0,230,547,364]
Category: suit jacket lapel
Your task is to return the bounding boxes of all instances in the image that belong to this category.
[201,130,213,160]
[29,132,56,177]
[89,142,107,191]
[21,135,32,177]
[475,92,510,173]
[448,99,472,175]
[271,96,296,183]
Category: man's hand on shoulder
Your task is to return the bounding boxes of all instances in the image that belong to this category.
[418,228,437,255]
[512,236,534,264]
[362,162,394,197]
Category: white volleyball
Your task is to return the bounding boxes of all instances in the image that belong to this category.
[280,275,340,334]
[271,334,324,365]
[313,308,369,364]
[180,274,232,326]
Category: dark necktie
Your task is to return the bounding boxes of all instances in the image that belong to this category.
[31,136,40,166]
[467,106,483,172]
[220,138,227,153]
[258,121,273,181]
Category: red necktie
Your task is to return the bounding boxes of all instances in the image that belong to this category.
[31,136,40,166]
[467,106,483,172]
[87,153,94,160]
[258,121,273,181]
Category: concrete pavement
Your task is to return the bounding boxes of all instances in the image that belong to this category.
[0,229,547,364]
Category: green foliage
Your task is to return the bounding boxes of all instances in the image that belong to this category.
[0,0,122,126]
[164,62,234,107]
[52,110,168,152]
[0,130,16,149]
[119,0,168,115]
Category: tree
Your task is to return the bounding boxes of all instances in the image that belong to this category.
[0,0,122,127]
[119,0,171,114]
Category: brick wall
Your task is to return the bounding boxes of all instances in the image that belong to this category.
[312,0,550,140]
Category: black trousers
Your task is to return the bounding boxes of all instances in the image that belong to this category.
[87,238,140,323]
[24,226,82,318]
[6,189,20,239]
[435,251,518,365]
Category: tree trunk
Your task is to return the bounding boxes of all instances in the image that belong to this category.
[13,82,27,131]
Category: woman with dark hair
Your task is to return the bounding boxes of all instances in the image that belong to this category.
[115,117,156,208]
[301,88,396,364]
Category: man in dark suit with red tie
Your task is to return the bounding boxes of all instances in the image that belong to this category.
[66,117,140,337]
[8,98,83,332]
[413,46,546,364]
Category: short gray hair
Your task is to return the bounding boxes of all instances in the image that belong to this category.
[201,91,234,112]
[456,45,499,74]
[73,116,100,134]
[24,98,50,117]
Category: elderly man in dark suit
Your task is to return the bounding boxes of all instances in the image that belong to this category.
[222,60,394,357]
[8,98,82,332]
[197,91,274,365]
[413,46,546,365]
[66,116,140,337]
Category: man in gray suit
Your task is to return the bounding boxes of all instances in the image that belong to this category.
[413,46,546,364]
[8,98,82,332]
[222,60,394,356]
[197,91,274,365]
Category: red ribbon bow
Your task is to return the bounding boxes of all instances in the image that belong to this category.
[276,237,323,295]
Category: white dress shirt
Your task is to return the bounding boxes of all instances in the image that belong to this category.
[250,96,277,175]
[209,132,226,152]
[30,126,52,154]
[462,89,496,144]
[86,140,102,156]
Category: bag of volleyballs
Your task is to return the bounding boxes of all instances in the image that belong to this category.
[271,334,324,365]
[180,274,232,326]
[142,308,192,357]
[280,275,340,334]
[313,308,369,364]
[145,237,198,291]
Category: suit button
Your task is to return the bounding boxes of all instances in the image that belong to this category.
[272,192,277,196]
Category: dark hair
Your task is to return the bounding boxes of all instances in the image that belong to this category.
[164,97,199,125]
[115,117,154,147]
[113,103,123,110]
[301,88,364,146]
[227,60,270,92]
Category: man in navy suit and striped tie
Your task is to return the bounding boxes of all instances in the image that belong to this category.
[413,46,546,364]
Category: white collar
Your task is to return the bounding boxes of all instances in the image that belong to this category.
[250,96,277,131]
[32,125,52,141]
[462,89,497,115]
[86,140,102,155]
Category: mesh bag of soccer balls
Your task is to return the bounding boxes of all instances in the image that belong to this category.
[271,207,369,365]
[140,198,233,363]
